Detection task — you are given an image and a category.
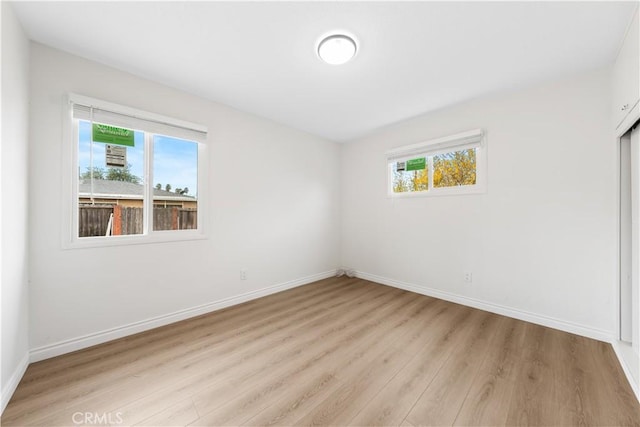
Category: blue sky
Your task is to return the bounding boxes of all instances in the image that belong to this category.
[78,121,198,196]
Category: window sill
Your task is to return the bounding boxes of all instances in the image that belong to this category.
[387,184,486,199]
[62,230,207,250]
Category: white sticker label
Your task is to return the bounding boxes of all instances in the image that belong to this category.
[105,144,127,168]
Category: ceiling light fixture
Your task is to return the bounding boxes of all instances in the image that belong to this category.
[317,34,357,65]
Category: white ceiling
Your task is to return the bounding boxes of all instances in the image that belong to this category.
[12,1,637,142]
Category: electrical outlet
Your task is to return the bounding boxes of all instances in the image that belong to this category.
[464,272,473,283]
[240,269,247,280]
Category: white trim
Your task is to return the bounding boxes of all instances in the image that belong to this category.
[612,340,640,403]
[614,109,640,405]
[617,100,640,136]
[355,271,615,343]
[143,132,152,236]
[29,270,337,362]
[67,228,208,249]
[616,130,624,342]
[61,96,75,249]
[386,128,483,160]
[69,93,207,139]
[1,352,29,414]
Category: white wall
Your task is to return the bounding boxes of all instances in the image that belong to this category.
[341,67,616,340]
[28,43,340,357]
[1,1,30,412]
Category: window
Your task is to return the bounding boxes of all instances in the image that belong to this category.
[387,129,486,196]
[65,94,207,247]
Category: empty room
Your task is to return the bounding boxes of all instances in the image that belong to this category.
[2,0,640,426]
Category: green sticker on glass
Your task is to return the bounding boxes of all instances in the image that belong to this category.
[406,157,426,171]
[92,124,134,147]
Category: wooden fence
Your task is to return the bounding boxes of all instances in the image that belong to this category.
[154,207,197,231]
[78,206,114,237]
[114,206,143,235]
[78,206,197,237]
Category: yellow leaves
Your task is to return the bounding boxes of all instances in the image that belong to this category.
[393,167,427,193]
[433,149,476,188]
[411,169,428,191]
[392,148,476,193]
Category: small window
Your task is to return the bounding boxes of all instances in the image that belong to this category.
[66,94,207,248]
[387,129,486,197]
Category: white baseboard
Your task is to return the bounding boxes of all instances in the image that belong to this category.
[1,352,29,414]
[612,340,640,403]
[30,270,337,363]
[355,271,615,343]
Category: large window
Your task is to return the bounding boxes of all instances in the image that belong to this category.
[387,129,486,196]
[66,94,207,247]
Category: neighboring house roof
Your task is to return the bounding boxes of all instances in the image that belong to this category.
[79,179,196,201]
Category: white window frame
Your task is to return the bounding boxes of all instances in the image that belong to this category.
[386,128,487,198]
[62,93,208,249]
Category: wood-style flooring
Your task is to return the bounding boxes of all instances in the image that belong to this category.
[2,277,639,426]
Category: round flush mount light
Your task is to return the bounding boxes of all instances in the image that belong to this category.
[317,34,357,65]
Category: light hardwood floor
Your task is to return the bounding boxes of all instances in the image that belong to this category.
[2,277,639,426]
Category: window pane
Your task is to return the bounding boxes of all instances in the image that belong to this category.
[433,148,476,188]
[392,157,428,193]
[78,120,145,237]
[152,135,198,231]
